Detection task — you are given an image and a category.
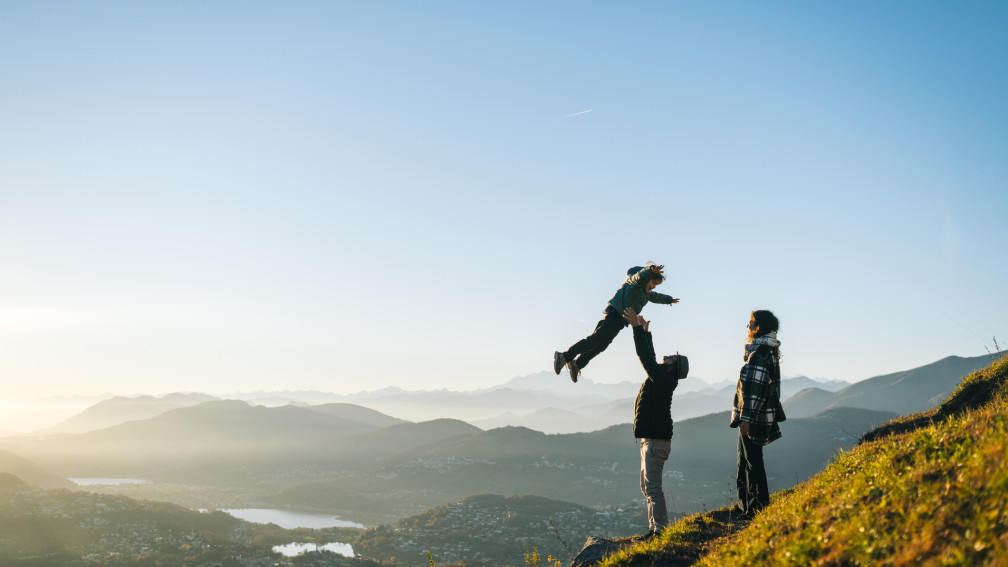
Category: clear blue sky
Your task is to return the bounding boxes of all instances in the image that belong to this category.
[2,1,1006,402]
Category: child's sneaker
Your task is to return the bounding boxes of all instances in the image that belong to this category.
[553,351,566,375]
[569,360,580,383]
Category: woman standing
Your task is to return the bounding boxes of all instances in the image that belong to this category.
[730,310,785,516]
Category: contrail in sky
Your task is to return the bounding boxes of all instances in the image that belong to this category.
[565,109,593,118]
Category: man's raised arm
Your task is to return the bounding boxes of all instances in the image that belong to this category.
[624,307,662,378]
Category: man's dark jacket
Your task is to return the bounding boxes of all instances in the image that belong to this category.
[632,326,681,440]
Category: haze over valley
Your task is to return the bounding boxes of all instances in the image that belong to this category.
[0,353,998,565]
[2,354,993,522]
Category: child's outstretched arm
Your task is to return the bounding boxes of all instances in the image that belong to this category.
[649,291,680,305]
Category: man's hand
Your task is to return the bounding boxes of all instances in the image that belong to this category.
[651,264,665,275]
[623,307,649,332]
[740,421,751,437]
[671,298,680,304]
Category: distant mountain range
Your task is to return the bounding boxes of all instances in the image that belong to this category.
[33,392,218,436]
[783,354,995,418]
[339,372,853,433]
[22,371,849,437]
[10,400,429,476]
[224,356,983,434]
[0,352,996,524]
[0,394,895,523]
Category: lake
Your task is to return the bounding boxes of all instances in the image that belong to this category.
[69,477,150,486]
[223,509,360,559]
[273,542,354,558]
[218,508,364,529]
[69,482,360,557]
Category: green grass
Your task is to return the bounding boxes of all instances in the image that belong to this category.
[603,356,1008,567]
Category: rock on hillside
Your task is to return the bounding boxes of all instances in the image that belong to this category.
[571,537,628,567]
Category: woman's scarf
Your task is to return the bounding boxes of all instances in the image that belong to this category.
[744,331,780,361]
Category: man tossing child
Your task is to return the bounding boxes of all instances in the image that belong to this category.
[554,263,680,382]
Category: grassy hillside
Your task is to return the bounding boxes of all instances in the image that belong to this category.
[598,355,1008,567]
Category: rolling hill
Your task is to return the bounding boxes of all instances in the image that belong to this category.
[0,450,73,490]
[33,393,217,436]
[266,406,896,523]
[783,353,993,418]
[8,400,464,479]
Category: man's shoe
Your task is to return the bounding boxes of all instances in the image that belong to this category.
[569,360,580,383]
[553,351,566,375]
[632,530,654,541]
[730,505,753,519]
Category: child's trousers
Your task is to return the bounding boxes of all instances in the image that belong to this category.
[563,306,628,369]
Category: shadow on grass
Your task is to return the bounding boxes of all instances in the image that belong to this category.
[580,506,756,567]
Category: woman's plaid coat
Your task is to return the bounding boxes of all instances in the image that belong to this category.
[730,339,784,445]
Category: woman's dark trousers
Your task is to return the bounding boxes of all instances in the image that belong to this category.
[563,307,628,369]
[737,433,769,514]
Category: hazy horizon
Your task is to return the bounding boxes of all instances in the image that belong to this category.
[2,366,734,434]
[1,351,993,434]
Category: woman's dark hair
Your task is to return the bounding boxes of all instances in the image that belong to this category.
[748,310,779,341]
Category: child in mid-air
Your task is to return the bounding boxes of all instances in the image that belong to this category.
[554,263,679,382]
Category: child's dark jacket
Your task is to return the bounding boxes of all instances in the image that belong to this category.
[607,266,676,316]
[632,326,680,440]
